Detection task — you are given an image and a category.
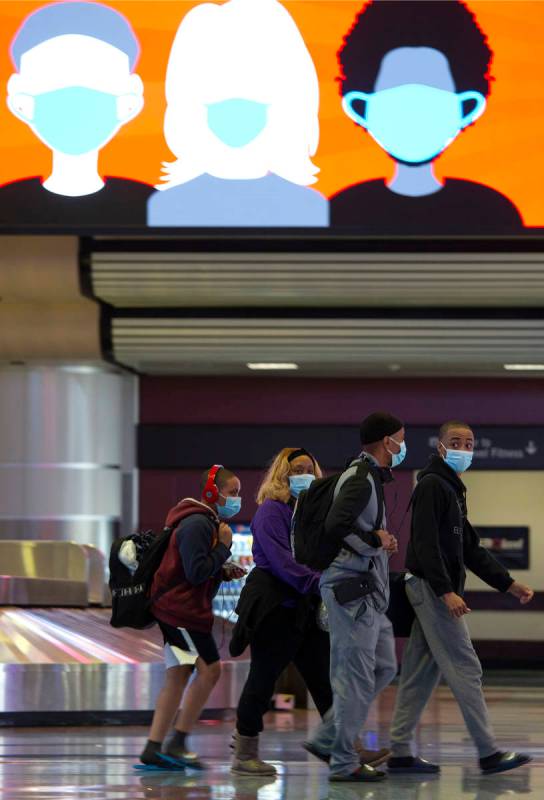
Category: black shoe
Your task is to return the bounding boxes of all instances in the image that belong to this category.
[139,743,185,771]
[480,751,532,775]
[303,741,331,764]
[329,765,387,783]
[388,756,440,774]
[140,742,164,767]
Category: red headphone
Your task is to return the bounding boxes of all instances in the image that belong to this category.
[202,464,223,504]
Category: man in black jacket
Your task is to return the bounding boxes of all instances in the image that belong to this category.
[388,421,534,776]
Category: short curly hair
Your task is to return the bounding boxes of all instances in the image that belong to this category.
[339,0,493,98]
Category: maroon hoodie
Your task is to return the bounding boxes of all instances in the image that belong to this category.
[151,498,230,633]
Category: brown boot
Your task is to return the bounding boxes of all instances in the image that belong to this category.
[355,740,391,768]
[231,732,277,777]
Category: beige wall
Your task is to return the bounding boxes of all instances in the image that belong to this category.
[463,471,543,592]
[463,471,543,641]
[0,236,101,362]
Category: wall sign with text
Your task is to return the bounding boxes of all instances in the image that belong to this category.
[474,527,530,570]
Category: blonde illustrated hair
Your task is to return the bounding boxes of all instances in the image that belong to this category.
[157,0,320,189]
[257,447,323,505]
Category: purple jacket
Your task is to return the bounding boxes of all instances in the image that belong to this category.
[251,498,321,596]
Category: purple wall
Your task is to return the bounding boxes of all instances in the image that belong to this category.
[140,376,544,426]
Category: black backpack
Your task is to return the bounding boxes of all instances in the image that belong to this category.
[291,460,376,571]
[108,527,173,629]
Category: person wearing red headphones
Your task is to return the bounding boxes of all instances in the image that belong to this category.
[140,465,245,770]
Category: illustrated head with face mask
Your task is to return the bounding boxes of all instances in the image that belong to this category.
[147,0,328,228]
[340,1,489,172]
[359,411,406,471]
[437,420,475,474]
[7,2,144,197]
[256,447,323,506]
[201,465,242,520]
[331,0,523,231]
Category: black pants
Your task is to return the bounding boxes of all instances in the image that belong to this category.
[236,605,333,737]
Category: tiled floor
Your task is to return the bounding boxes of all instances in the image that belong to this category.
[0,685,542,799]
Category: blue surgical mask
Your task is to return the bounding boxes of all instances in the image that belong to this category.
[388,437,407,468]
[289,474,315,498]
[207,98,268,148]
[218,495,242,519]
[440,443,473,474]
[342,84,486,164]
[31,87,120,156]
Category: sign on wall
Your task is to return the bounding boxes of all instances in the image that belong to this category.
[408,428,544,470]
[475,526,530,570]
[138,424,544,471]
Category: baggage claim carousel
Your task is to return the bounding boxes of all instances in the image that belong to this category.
[0,539,252,726]
[0,609,249,726]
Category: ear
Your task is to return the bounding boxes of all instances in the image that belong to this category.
[459,91,486,129]
[116,74,144,123]
[7,75,35,122]
[342,90,371,129]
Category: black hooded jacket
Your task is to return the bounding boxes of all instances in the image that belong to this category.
[405,455,514,598]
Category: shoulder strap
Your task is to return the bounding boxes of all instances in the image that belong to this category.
[371,469,385,530]
[333,459,369,501]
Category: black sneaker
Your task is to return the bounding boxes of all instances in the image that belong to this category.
[329,765,387,783]
[480,751,532,775]
[139,742,184,771]
[387,756,440,774]
[303,741,330,764]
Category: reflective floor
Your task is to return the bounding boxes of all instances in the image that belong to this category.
[0,685,542,799]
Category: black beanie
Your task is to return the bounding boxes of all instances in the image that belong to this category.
[360,412,404,445]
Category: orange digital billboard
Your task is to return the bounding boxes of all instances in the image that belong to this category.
[0,0,543,234]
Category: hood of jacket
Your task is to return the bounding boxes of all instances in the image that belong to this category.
[417,454,466,496]
[164,497,219,531]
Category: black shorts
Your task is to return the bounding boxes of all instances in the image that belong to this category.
[158,621,220,667]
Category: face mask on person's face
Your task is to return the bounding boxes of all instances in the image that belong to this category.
[342,84,486,164]
[31,87,121,155]
[289,474,315,498]
[439,442,473,473]
[386,436,407,468]
[217,495,242,519]
[207,98,268,148]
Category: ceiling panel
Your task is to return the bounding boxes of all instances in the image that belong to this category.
[110,314,544,376]
[90,251,544,308]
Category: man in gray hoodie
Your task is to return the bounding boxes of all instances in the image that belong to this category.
[317,412,406,782]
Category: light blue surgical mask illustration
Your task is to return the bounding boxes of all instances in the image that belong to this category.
[31,87,121,156]
[388,437,407,469]
[218,495,242,519]
[289,474,316,497]
[207,98,268,148]
[440,443,473,474]
[342,84,486,164]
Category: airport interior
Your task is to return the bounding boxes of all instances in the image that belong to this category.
[1,0,544,799]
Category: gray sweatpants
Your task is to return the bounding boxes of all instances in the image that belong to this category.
[311,587,397,776]
[390,576,498,759]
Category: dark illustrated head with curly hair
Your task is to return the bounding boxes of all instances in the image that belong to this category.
[339,0,493,97]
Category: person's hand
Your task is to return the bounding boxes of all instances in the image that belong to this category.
[376,529,398,552]
[218,523,233,549]
[508,581,534,605]
[222,563,246,581]
[442,592,471,619]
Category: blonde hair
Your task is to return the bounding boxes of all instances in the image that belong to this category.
[157,0,320,189]
[257,447,323,505]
